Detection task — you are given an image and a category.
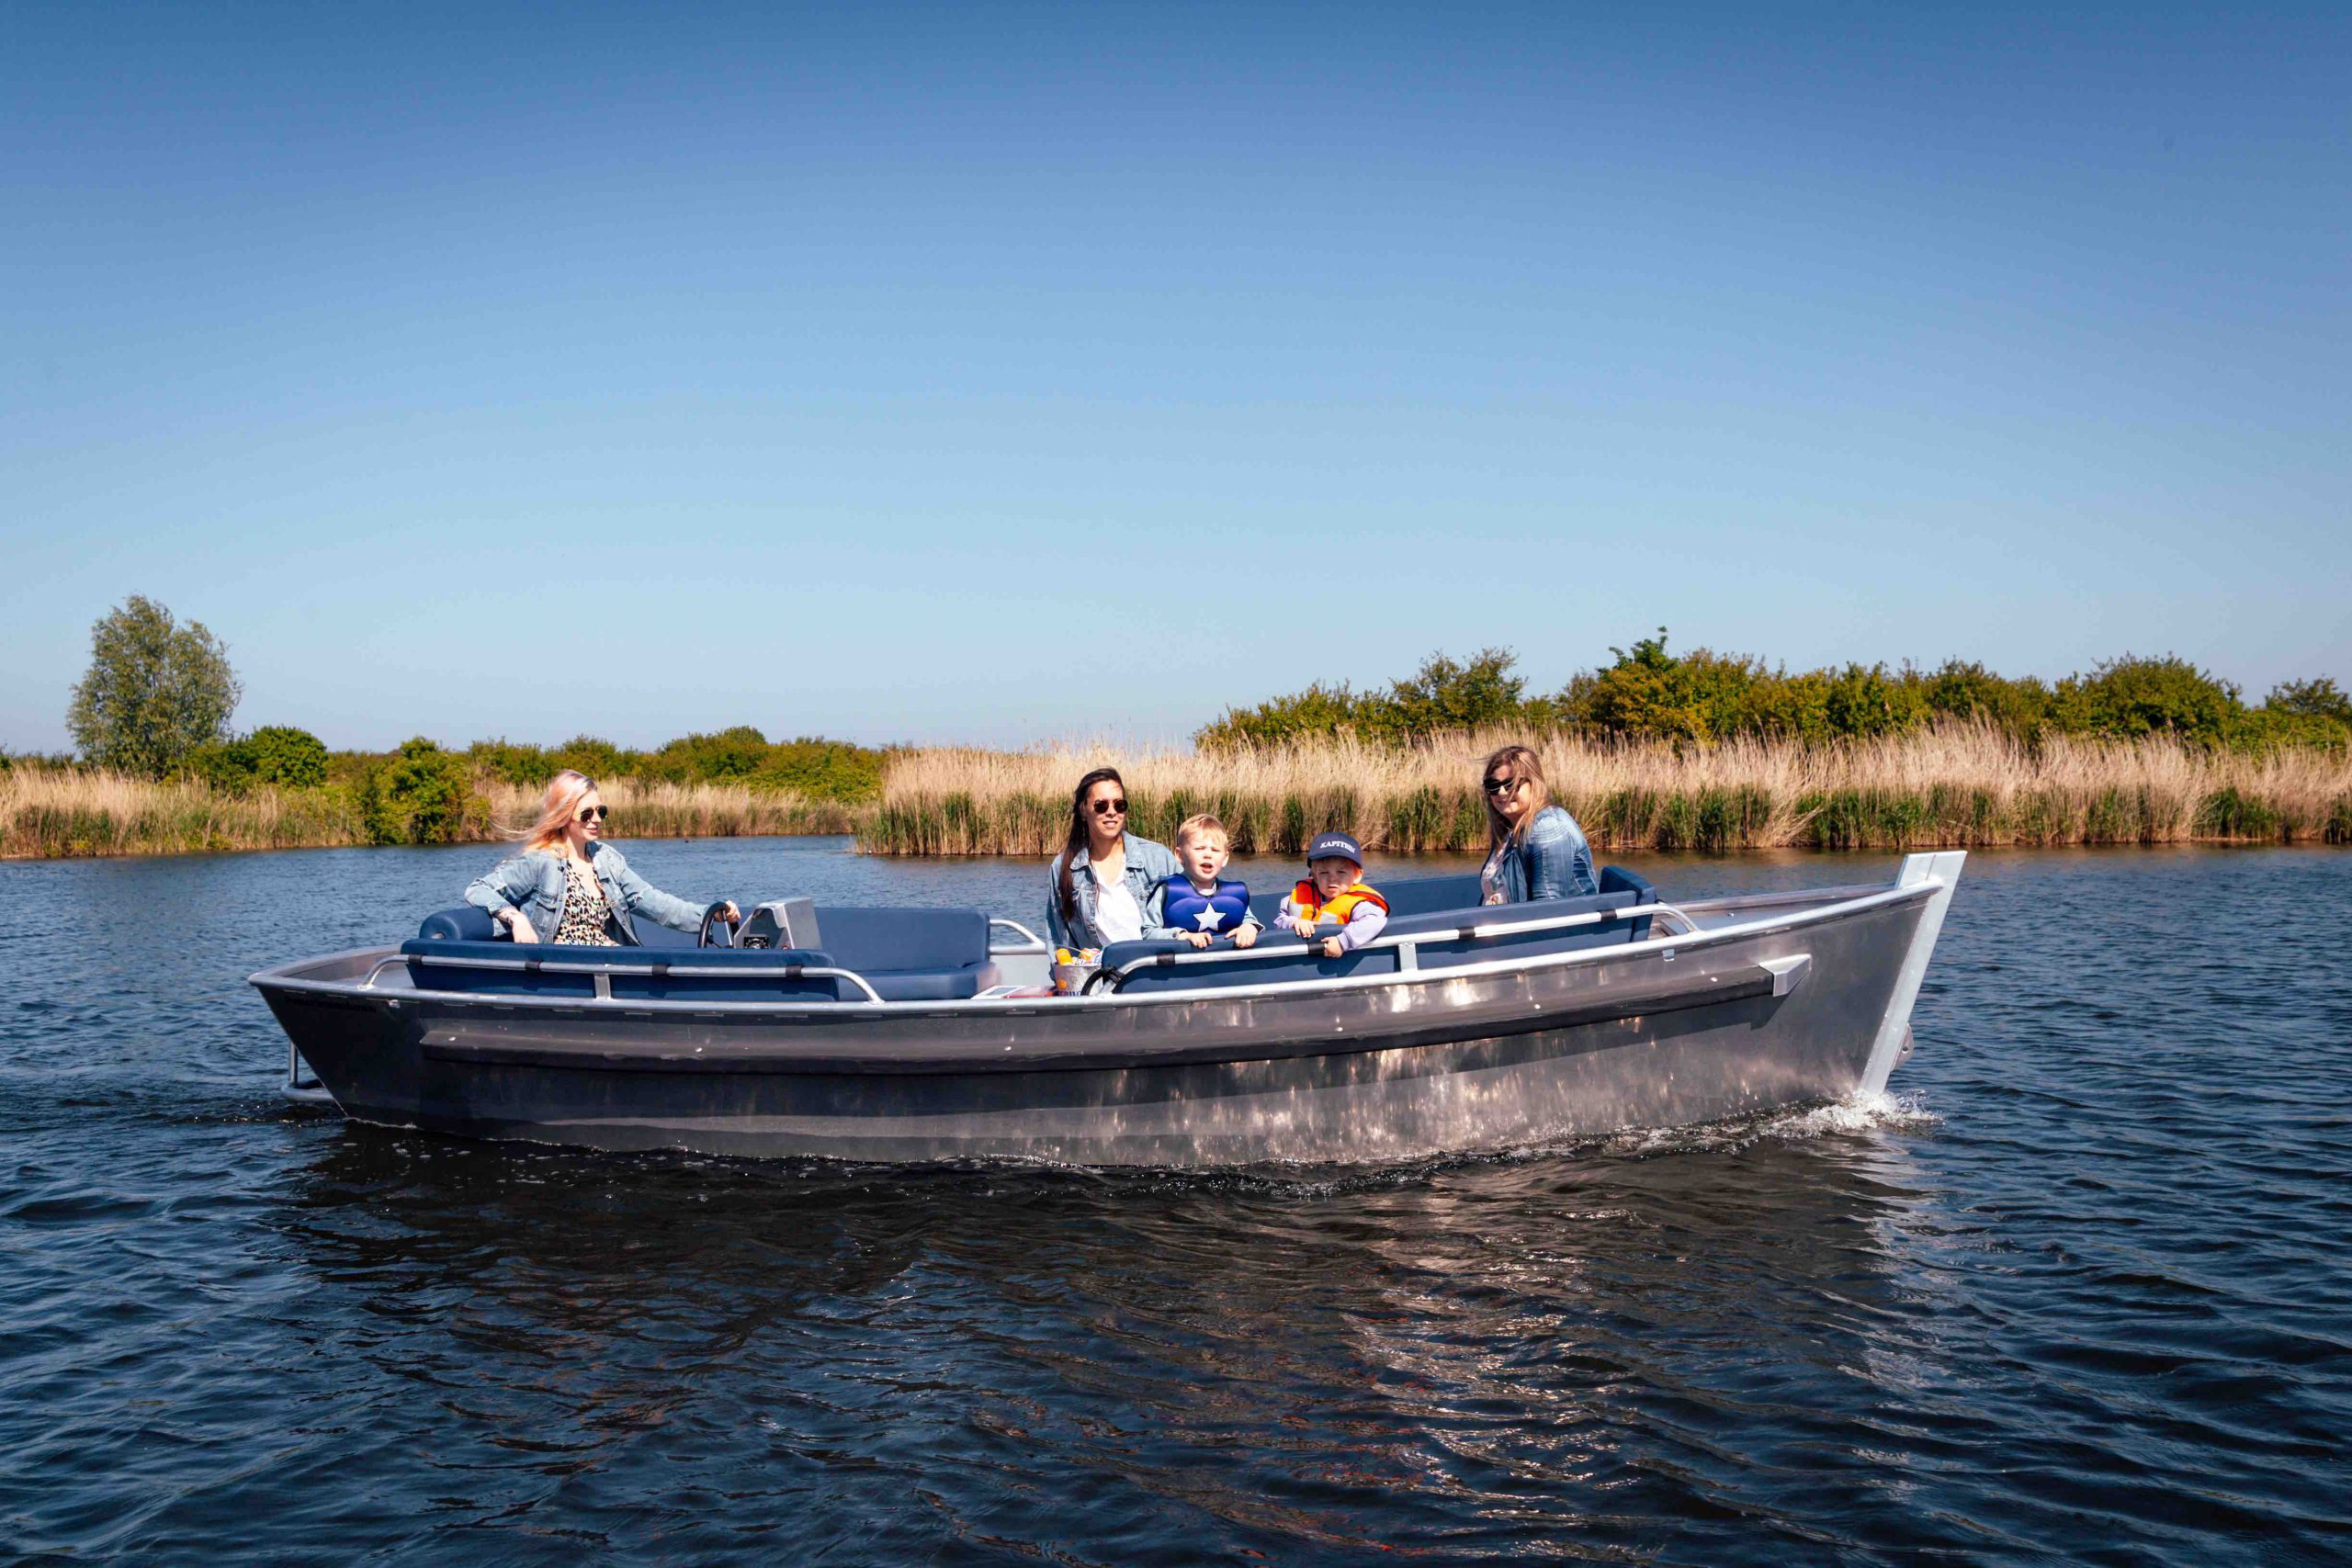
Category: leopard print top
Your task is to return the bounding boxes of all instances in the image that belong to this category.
[553,857,622,946]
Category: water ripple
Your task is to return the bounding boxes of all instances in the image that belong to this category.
[1,842,2348,1563]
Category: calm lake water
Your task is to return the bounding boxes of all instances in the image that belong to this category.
[2,839,2346,1565]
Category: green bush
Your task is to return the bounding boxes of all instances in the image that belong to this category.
[183,742,253,794]
[549,735,639,783]
[2266,676,2352,727]
[245,726,329,787]
[1922,660,2052,737]
[182,725,328,795]
[1200,649,1538,750]
[752,738,884,801]
[1197,682,1363,750]
[2049,655,2242,743]
[1562,632,1770,744]
[359,738,481,845]
[646,726,771,784]
[2230,706,2350,753]
[1196,635,2350,757]
[467,738,559,788]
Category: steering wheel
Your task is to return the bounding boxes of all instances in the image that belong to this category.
[697,901,740,949]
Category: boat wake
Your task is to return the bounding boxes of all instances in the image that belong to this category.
[1600,1089,1938,1159]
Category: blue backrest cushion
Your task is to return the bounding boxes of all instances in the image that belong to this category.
[393,939,844,999]
[1242,872,1483,926]
[1375,888,1634,940]
[399,938,833,966]
[1599,864,1657,903]
[809,907,989,973]
[1106,886,1656,994]
[1102,926,1398,992]
[417,906,500,942]
[635,918,700,949]
[413,904,710,946]
[1375,874,1485,917]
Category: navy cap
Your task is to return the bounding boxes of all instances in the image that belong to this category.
[1306,829,1363,866]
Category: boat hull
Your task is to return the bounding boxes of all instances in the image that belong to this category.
[256,882,1939,1167]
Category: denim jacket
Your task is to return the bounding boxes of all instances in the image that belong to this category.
[1046,834,1182,950]
[1494,805,1599,901]
[463,842,707,944]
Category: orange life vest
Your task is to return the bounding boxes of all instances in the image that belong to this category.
[1288,879,1388,925]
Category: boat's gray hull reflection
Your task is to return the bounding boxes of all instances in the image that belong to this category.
[273,1115,1936,1557]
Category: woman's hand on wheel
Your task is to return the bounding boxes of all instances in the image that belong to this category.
[719,900,741,922]
[503,909,539,944]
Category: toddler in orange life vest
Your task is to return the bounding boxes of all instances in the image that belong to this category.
[1277,829,1389,959]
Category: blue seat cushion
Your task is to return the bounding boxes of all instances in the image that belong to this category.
[860,968,988,1001]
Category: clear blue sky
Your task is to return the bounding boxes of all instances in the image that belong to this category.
[4,2,2346,752]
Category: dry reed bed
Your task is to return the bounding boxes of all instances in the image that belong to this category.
[2,773,854,860]
[478,782,856,841]
[0,771,359,858]
[10,728,2348,861]
[861,727,2352,856]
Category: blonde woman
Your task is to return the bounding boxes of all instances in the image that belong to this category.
[1477,745,1598,904]
[463,770,738,945]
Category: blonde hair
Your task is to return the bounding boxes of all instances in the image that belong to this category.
[1481,744,1552,849]
[1173,813,1228,850]
[518,769,596,854]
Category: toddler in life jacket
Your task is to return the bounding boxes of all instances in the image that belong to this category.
[1147,814,1262,949]
[1278,829,1389,959]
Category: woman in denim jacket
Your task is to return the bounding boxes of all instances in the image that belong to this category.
[1046,766,1181,951]
[1477,745,1598,903]
[464,771,737,945]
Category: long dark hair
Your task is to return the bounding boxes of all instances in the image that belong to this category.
[1057,766,1126,924]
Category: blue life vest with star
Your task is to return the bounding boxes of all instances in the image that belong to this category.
[1159,875,1252,936]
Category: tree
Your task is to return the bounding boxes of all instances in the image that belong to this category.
[65,596,242,778]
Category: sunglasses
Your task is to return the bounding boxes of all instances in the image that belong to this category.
[1090,797,1128,816]
[1483,775,1523,795]
[576,804,610,822]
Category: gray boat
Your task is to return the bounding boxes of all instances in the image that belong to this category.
[250,852,1963,1167]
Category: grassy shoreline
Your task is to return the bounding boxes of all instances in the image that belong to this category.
[861,726,2352,856]
[6,725,2348,861]
[0,773,854,861]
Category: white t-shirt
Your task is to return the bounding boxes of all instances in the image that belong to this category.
[1091,860,1145,944]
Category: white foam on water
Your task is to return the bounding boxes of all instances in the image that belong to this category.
[1764,1089,1939,1140]
[1591,1089,1940,1160]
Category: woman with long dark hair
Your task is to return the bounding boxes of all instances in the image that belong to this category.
[1045,766,1181,952]
[1476,744,1598,904]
